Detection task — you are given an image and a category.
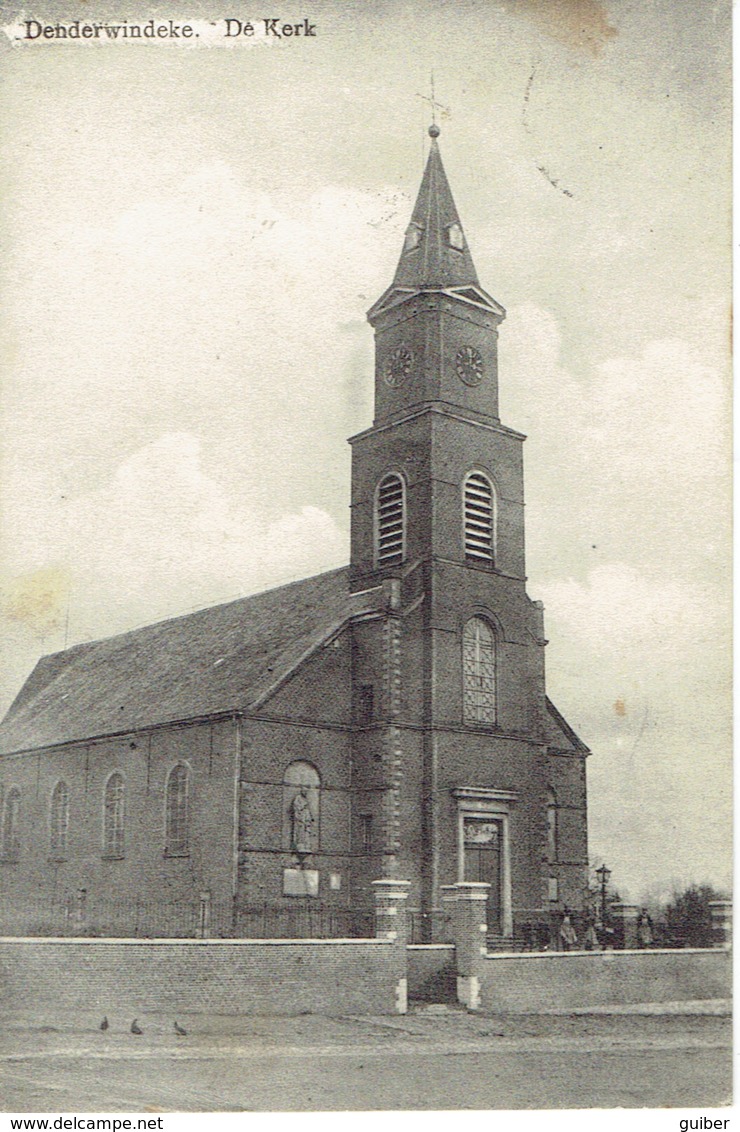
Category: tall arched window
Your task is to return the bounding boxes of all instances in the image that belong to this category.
[165,764,190,856]
[103,773,125,858]
[547,788,558,863]
[463,616,497,725]
[282,761,321,854]
[2,788,20,860]
[463,471,495,565]
[375,473,405,567]
[50,780,69,859]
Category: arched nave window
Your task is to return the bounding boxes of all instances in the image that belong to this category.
[103,772,125,858]
[165,764,190,856]
[2,788,20,860]
[50,780,69,859]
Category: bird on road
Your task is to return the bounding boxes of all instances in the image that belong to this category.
[174,1021,187,1036]
[130,1019,143,1035]
[100,1017,109,1031]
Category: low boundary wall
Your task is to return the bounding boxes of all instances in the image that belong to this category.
[477,948,732,1013]
[0,936,404,1020]
[0,883,731,1020]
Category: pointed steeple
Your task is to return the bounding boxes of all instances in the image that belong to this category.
[365,122,505,429]
[393,125,479,290]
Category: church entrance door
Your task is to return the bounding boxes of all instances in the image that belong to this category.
[463,818,502,933]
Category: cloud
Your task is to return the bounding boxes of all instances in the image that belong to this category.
[501,302,730,585]
[495,304,732,895]
[0,432,347,708]
[1,161,398,525]
[539,561,698,652]
[59,430,345,593]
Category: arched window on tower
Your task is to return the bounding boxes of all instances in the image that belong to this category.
[547,788,558,864]
[463,471,495,565]
[2,788,20,861]
[103,772,125,858]
[50,780,69,859]
[375,473,406,567]
[165,764,190,856]
[463,616,497,725]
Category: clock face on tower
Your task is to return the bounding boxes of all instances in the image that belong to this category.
[385,345,413,388]
[456,345,484,386]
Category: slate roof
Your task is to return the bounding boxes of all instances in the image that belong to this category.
[0,565,589,759]
[392,135,479,290]
[0,567,364,756]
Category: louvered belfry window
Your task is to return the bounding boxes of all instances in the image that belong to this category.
[376,473,405,567]
[463,616,497,725]
[463,471,495,564]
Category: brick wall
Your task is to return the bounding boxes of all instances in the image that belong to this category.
[0,936,403,1020]
[0,719,238,915]
[545,750,589,909]
[236,712,355,910]
[477,948,731,1013]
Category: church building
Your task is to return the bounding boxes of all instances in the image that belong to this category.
[0,125,590,943]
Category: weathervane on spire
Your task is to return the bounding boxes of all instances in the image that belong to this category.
[417,71,449,137]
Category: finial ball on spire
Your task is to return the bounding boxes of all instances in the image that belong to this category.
[428,123,440,138]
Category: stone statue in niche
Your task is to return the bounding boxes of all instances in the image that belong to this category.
[290,786,314,854]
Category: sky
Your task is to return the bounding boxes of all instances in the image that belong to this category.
[0,0,732,903]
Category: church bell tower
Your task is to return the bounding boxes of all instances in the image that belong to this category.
[349,124,529,593]
[348,124,587,932]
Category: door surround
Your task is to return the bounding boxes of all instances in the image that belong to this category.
[452,787,518,938]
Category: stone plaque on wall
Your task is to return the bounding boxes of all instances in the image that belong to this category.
[283,868,319,897]
[464,819,499,845]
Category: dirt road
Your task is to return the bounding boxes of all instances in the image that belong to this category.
[0,1009,731,1111]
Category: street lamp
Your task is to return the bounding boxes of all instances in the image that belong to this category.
[595,864,611,924]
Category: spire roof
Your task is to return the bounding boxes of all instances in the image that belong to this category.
[392,127,479,290]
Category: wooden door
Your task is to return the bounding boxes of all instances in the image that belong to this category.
[463,818,502,933]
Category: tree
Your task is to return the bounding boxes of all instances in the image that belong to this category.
[662,883,727,949]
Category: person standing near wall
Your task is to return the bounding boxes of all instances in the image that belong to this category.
[559,910,578,951]
[637,908,654,949]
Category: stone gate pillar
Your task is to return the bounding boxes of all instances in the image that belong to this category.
[441,881,489,1010]
[709,900,732,949]
[612,903,639,949]
[372,878,410,1014]
[372,878,410,943]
